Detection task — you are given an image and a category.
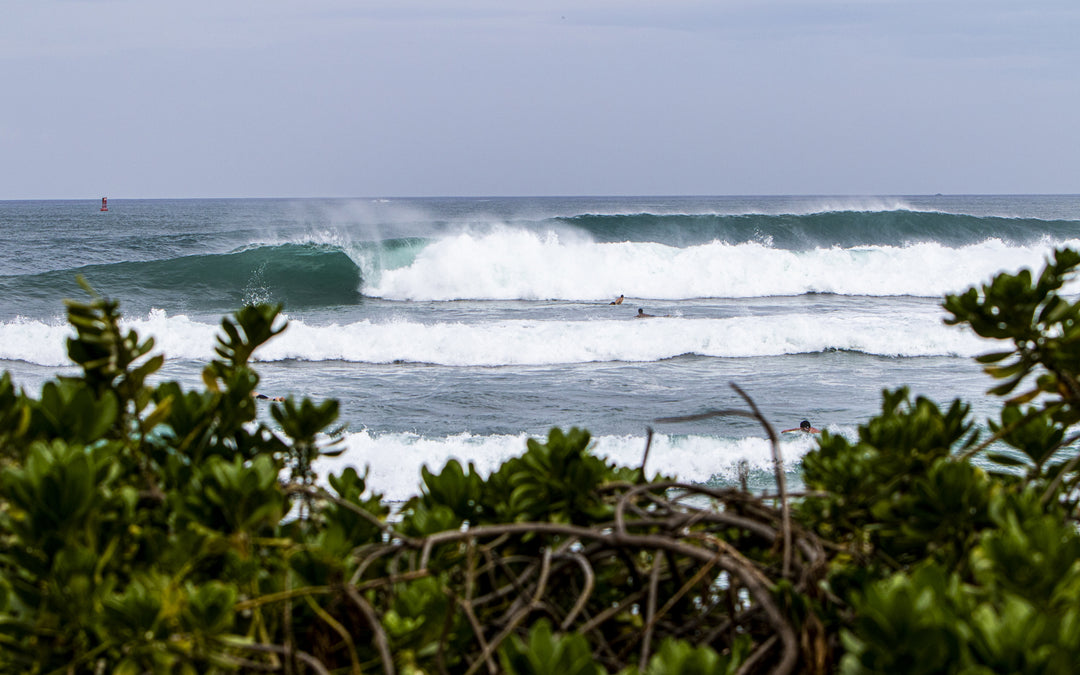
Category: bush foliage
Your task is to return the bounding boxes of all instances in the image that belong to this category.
[1,248,1080,674]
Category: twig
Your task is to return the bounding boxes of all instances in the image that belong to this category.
[730,382,791,579]
[463,588,547,675]
[651,557,718,632]
[494,553,545,623]
[639,426,654,484]
[471,554,544,606]
[349,542,402,586]
[1041,433,1080,505]
[232,643,332,675]
[577,587,648,634]
[639,553,663,672]
[303,595,361,675]
[617,482,783,542]
[283,569,294,675]
[735,634,779,675]
[532,547,554,605]
[557,551,596,629]
[235,586,332,612]
[344,584,396,675]
[726,567,798,675]
[288,484,401,540]
[453,592,499,675]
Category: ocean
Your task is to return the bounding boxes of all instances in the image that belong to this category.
[2,195,1078,501]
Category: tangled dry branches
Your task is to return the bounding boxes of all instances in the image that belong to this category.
[335,480,833,675]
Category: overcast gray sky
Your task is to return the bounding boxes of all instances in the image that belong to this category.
[3,0,1078,199]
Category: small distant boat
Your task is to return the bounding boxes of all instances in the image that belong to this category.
[100,197,108,212]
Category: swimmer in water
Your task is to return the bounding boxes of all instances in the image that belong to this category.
[781,420,820,433]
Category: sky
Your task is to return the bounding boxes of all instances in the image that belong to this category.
[2,0,1079,199]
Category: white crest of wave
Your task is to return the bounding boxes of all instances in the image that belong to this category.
[316,430,826,502]
[256,313,984,365]
[0,317,73,367]
[0,311,225,367]
[0,309,987,367]
[367,228,1080,302]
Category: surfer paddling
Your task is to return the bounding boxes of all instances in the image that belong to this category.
[782,420,820,434]
[635,308,656,318]
[254,392,285,402]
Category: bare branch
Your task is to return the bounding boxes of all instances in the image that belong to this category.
[344,584,396,675]
[730,382,792,579]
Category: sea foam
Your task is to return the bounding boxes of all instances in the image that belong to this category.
[0,310,986,368]
[257,314,984,365]
[362,227,1080,301]
[317,429,828,502]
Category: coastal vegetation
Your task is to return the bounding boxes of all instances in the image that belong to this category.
[3,246,1080,673]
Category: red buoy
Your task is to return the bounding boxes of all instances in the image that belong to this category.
[100,197,108,212]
